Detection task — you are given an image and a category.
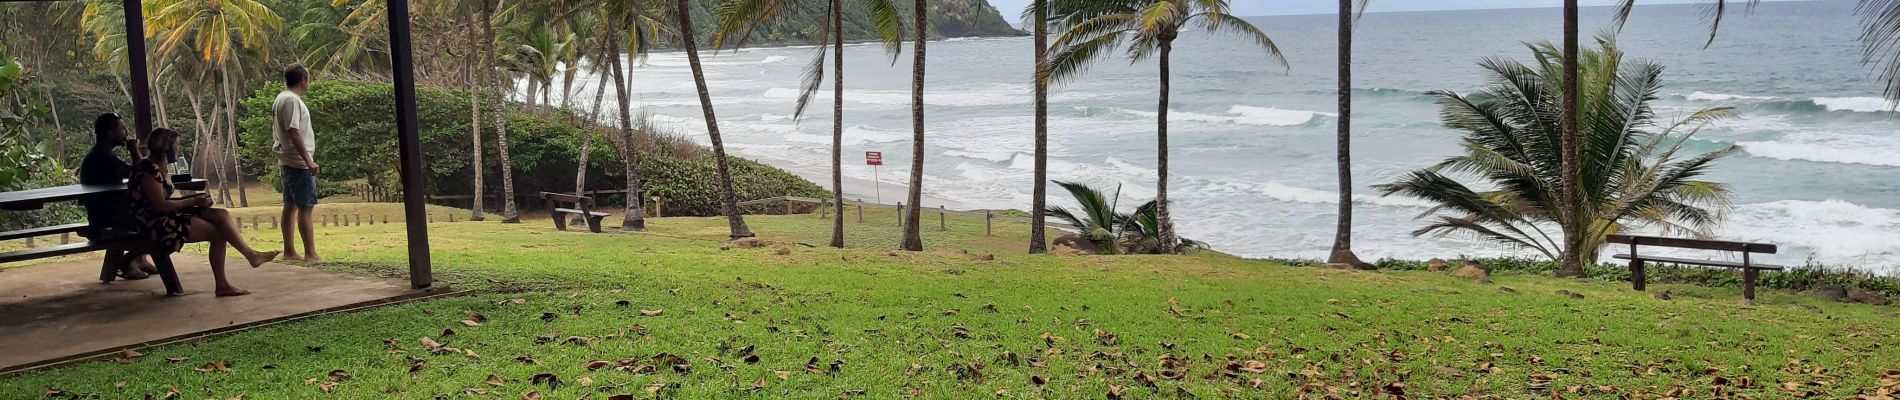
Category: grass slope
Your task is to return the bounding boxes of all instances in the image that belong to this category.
[6,204,1899,399]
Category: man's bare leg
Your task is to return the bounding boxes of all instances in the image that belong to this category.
[281,204,302,261]
[299,206,321,262]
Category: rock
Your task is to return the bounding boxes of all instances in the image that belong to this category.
[1811,284,1850,303]
[1427,259,1450,272]
[732,237,767,248]
[1051,234,1100,254]
[1651,290,1671,300]
[1450,265,1489,281]
[1846,287,1893,306]
[774,246,792,256]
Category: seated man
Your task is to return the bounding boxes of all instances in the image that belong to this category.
[77,113,155,279]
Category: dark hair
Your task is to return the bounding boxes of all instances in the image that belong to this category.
[285,63,308,88]
[93,113,122,141]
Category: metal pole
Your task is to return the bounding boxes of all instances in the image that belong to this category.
[985,210,992,236]
[122,0,153,137]
[389,0,434,289]
[938,205,946,231]
[873,165,881,205]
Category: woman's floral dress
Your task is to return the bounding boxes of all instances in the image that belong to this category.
[128,159,196,252]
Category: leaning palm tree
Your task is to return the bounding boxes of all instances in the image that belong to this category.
[485,0,522,223]
[673,0,754,239]
[1046,0,1286,253]
[602,0,670,232]
[1376,40,1738,266]
[1329,0,1371,269]
[898,0,927,252]
[711,0,903,249]
[1022,0,1050,254]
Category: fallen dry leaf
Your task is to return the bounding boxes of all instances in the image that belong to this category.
[640,309,664,317]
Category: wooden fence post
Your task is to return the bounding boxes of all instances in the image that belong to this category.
[251,217,259,230]
[24,236,34,248]
[237,217,244,230]
[939,205,946,231]
[985,210,992,236]
[271,216,278,229]
[896,202,903,226]
[856,203,864,223]
[61,233,70,244]
[653,197,663,218]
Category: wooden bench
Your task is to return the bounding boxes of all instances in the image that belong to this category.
[1608,234,1781,304]
[540,192,608,233]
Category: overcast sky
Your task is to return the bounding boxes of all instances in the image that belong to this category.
[986,0,1812,19]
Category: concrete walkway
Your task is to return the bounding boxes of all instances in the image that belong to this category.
[0,255,430,372]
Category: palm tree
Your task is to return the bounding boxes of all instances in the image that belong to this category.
[674,0,755,240]
[1376,40,1738,266]
[603,0,668,232]
[1046,0,1285,253]
[1556,0,1583,277]
[467,1,488,222]
[1047,181,1125,255]
[711,0,904,248]
[897,0,928,252]
[1860,1,1900,100]
[483,0,521,223]
[1329,0,1371,269]
[1023,0,1049,254]
[147,0,281,209]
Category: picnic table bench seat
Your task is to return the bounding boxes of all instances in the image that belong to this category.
[541,192,608,233]
[1608,234,1780,304]
[0,229,184,296]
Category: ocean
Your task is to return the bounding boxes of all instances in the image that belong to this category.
[544,0,1900,273]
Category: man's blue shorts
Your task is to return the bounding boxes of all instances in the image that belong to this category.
[280,166,318,209]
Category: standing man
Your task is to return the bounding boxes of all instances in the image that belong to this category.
[273,64,321,262]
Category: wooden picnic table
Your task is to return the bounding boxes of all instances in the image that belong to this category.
[0,179,206,296]
[0,179,207,211]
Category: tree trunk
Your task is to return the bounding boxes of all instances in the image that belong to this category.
[829,0,847,249]
[1558,0,1586,277]
[224,64,248,208]
[1154,37,1176,253]
[575,66,608,197]
[470,5,489,221]
[489,3,520,224]
[1029,0,1048,254]
[1328,0,1367,268]
[677,0,753,239]
[900,0,927,252]
[610,5,647,231]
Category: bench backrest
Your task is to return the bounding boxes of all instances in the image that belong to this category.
[1606,234,1777,254]
[539,192,594,207]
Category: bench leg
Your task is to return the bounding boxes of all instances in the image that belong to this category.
[586,216,603,233]
[1630,260,1646,292]
[552,215,568,231]
[99,249,127,283]
[1742,268,1759,305]
[151,253,184,296]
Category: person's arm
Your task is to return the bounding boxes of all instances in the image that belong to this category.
[137,174,209,213]
[285,126,318,175]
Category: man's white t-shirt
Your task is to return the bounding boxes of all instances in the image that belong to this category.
[271,90,316,169]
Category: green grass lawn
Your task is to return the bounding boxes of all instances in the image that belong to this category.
[7,204,1899,399]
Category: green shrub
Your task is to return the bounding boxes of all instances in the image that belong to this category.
[237,81,825,217]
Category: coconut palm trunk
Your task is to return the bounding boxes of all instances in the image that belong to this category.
[489,6,521,224]
[1558,0,1586,277]
[1029,0,1049,254]
[223,64,248,208]
[676,0,754,240]
[575,64,608,198]
[1153,35,1176,250]
[608,5,647,232]
[470,5,489,221]
[899,0,927,252]
[829,0,847,249]
[1328,0,1366,268]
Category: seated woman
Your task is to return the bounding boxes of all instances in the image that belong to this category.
[129,129,279,296]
